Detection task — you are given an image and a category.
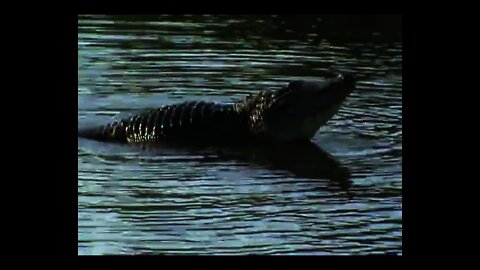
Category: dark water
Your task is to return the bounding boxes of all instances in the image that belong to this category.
[78,15,402,255]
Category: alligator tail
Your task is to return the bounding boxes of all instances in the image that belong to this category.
[78,121,128,143]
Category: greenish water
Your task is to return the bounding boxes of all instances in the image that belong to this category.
[78,15,402,255]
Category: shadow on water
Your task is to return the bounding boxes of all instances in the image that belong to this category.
[214,142,352,190]
[81,138,352,190]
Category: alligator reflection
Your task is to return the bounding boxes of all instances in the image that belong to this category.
[141,141,352,190]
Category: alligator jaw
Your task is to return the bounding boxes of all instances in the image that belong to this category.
[258,73,356,142]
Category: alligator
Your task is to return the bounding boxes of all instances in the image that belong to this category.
[78,73,356,145]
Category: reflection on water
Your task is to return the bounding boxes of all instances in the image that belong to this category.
[78,15,402,255]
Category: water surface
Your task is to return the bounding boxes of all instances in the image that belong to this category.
[78,15,402,255]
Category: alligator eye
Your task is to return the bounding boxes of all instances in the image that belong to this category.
[337,74,344,80]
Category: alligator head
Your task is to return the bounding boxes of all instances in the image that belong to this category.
[239,73,356,142]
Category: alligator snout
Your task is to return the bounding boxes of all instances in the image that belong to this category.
[338,73,356,86]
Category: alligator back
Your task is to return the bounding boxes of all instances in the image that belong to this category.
[78,101,248,144]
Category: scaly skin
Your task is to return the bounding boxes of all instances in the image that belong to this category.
[78,73,356,144]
